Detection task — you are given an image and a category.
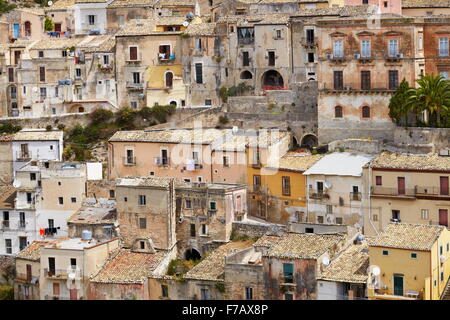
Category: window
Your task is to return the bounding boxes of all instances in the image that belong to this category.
[103,55,109,65]
[26,193,32,204]
[48,219,54,229]
[185,199,192,209]
[109,190,115,198]
[71,197,76,203]
[39,67,45,82]
[440,71,449,80]
[253,175,261,186]
[308,52,314,63]
[382,250,389,256]
[161,285,168,298]
[389,70,399,90]
[19,212,25,228]
[39,51,44,58]
[222,155,230,167]
[411,253,417,259]
[190,224,196,237]
[376,176,382,186]
[447,243,449,252]
[129,46,138,60]
[55,87,58,97]
[230,26,234,33]
[139,218,147,229]
[140,241,145,249]
[268,51,275,66]
[138,195,146,206]
[118,15,125,26]
[200,288,210,300]
[282,176,290,196]
[75,68,81,79]
[306,29,314,44]
[388,39,399,57]
[362,0,368,3]
[195,63,203,84]
[392,210,400,221]
[18,236,26,250]
[195,37,202,50]
[26,264,32,282]
[333,71,343,90]
[237,27,254,45]
[283,263,294,283]
[5,239,12,254]
[442,272,445,282]
[439,38,449,57]
[124,197,128,202]
[372,214,378,221]
[421,209,429,220]
[361,70,371,90]
[333,39,343,57]
[245,287,253,300]
[132,72,140,84]
[88,15,95,25]
[326,204,333,214]
[58,197,63,205]
[317,216,324,223]
[205,99,212,106]
[70,258,76,268]
[242,51,249,66]
[384,1,388,7]
[201,224,207,235]
[362,106,370,119]
[30,173,36,181]
[210,202,217,211]
[8,68,14,82]
[440,245,443,255]
[335,217,343,225]
[361,39,371,57]
[10,86,16,99]
[285,293,293,300]
[335,106,343,118]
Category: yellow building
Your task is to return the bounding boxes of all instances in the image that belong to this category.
[247,151,322,223]
[367,223,450,300]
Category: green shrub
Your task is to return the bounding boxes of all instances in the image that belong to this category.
[0,0,16,14]
[115,106,136,128]
[89,108,113,124]
[138,106,153,119]
[0,286,13,300]
[57,124,65,130]
[215,282,225,293]
[44,16,54,31]
[151,104,176,123]
[45,125,52,131]
[0,122,21,134]
[218,115,229,125]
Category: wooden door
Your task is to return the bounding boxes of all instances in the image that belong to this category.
[440,177,449,195]
[439,209,448,227]
[397,177,405,195]
[393,274,404,296]
[69,288,77,300]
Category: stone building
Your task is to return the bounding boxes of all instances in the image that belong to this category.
[115,177,177,250]
[316,14,422,143]
[423,16,450,80]
[262,232,346,300]
[175,182,247,259]
[402,0,450,16]
[0,8,46,44]
[45,0,76,34]
[362,152,450,236]
[106,0,156,33]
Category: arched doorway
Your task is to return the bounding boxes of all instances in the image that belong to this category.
[240,70,253,79]
[262,70,284,90]
[301,134,318,150]
[165,71,173,88]
[185,248,201,261]
[24,21,31,37]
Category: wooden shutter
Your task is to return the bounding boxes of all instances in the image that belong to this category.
[129,46,138,60]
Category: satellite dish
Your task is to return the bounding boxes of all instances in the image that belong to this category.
[182,21,189,27]
[13,179,21,188]
[47,0,53,5]
[186,12,194,20]
[324,181,332,189]
[32,87,38,92]
[372,266,381,276]
[322,256,330,266]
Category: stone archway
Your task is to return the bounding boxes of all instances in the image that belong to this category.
[301,134,318,150]
[185,248,201,261]
[262,70,284,90]
[68,104,84,113]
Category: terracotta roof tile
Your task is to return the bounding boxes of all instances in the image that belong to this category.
[368,151,450,171]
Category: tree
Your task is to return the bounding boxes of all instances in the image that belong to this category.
[44,16,54,32]
[89,108,113,124]
[388,79,411,126]
[407,74,450,127]
[0,0,16,14]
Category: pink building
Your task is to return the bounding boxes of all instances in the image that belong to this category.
[344,0,402,15]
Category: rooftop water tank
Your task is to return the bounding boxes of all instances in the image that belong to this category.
[82,230,92,241]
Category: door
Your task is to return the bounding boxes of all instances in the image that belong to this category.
[13,24,20,38]
[54,23,61,32]
[439,209,448,227]
[52,282,60,296]
[165,72,173,88]
[440,177,449,196]
[397,177,405,195]
[69,287,77,300]
[14,51,21,65]
[393,274,404,296]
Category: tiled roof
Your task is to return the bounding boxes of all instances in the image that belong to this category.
[116,176,183,188]
[185,22,216,36]
[264,233,345,259]
[368,151,450,171]
[68,200,116,225]
[273,152,323,172]
[319,242,369,284]
[253,235,281,248]
[109,128,231,144]
[30,37,83,50]
[402,0,450,7]
[12,130,63,141]
[75,0,109,3]
[156,0,195,6]
[0,186,16,209]
[47,0,76,10]
[368,223,444,251]
[212,129,289,151]
[217,13,291,24]
[77,35,115,52]
[16,241,54,261]
[16,7,46,15]
[90,249,166,283]
[115,18,186,36]
[184,241,254,281]
[108,0,154,7]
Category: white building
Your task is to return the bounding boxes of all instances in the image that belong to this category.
[73,0,113,35]
[303,152,374,230]
[11,130,63,175]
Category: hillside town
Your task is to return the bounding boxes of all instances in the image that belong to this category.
[0,0,449,302]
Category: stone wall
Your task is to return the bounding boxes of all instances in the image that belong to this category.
[0,113,91,130]
[232,221,287,238]
[394,127,450,152]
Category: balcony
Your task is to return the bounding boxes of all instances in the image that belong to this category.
[350,192,362,201]
[18,220,26,229]
[44,268,82,279]
[98,64,113,71]
[320,82,395,92]
[279,272,295,286]
[371,186,415,198]
[326,53,347,63]
[154,157,169,166]
[157,53,175,63]
[123,156,136,166]
[16,150,32,161]
[353,53,374,62]
[184,159,202,171]
[238,37,254,45]
[309,191,330,200]
[126,82,144,91]
[385,52,404,62]
[301,37,318,47]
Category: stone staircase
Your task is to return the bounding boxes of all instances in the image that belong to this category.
[440,277,450,300]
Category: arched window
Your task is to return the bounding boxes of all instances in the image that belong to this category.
[165,71,173,88]
[362,106,370,119]
[169,100,177,106]
[24,21,31,37]
[240,70,253,79]
[78,106,85,113]
[334,105,343,118]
